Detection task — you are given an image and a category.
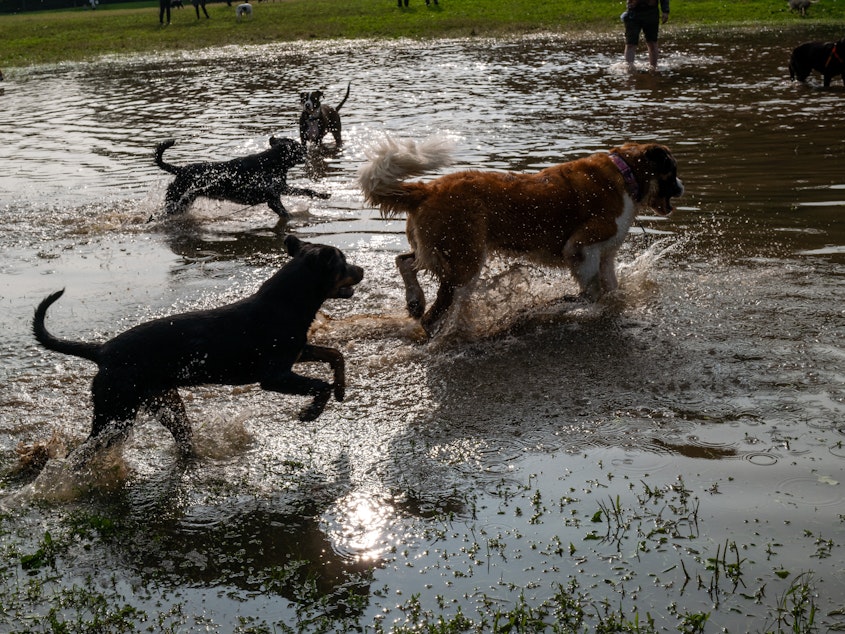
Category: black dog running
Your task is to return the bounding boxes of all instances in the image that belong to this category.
[33,236,364,470]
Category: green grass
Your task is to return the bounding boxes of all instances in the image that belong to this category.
[1,0,844,68]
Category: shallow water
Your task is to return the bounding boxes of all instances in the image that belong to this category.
[1,26,844,631]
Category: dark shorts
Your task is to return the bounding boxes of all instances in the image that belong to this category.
[624,6,660,45]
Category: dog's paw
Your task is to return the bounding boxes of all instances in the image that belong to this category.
[316,192,331,200]
[333,383,345,402]
[298,404,322,422]
[299,390,331,422]
[407,298,424,320]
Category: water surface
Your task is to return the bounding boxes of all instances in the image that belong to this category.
[1,27,844,631]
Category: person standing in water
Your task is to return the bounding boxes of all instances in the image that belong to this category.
[622,0,670,70]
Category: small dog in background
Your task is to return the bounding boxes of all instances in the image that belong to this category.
[154,137,329,217]
[236,2,252,18]
[299,83,351,147]
[789,39,845,87]
[787,0,813,16]
[32,236,364,470]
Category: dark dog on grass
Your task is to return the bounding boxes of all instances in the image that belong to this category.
[33,236,364,470]
[789,39,845,87]
[155,137,330,217]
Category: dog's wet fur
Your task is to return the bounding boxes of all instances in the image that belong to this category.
[155,137,330,217]
[359,136,683,336]
[299,83,350,147]
[789,39,845,87]
[32,236,363,470]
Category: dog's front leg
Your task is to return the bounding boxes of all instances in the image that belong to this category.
[297,344,345,401]
[268,197,291,217]
[564,222,617,301]
[598,249,620,296]
[397,252,425,319]
[260,371,333,422]
[284,186,331,200]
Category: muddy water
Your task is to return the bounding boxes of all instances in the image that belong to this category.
[1,27,844,631]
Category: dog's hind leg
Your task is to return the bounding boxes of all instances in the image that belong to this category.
[330,123,342,147]
[397,252,425,319]
[422,280,458,335]
[419,244,485,335]
[68,376,142,470]
[148,389,193,458]
[164,183,195,214]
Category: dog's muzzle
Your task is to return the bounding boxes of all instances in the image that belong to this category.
[655,177,684,216]
[332,266,364,299]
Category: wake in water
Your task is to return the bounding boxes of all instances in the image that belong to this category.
[2,403,255,505]
[309,237,684,348]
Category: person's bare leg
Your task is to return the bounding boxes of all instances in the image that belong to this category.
[647,41,659,69]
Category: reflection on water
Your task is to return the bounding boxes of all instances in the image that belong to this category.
[1,27,844,631]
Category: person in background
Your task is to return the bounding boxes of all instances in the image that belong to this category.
[193,0,210,19]
[159,0,171,25]
[622,0,669,70]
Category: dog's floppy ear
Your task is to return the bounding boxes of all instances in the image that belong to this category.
[284,235,304,256]
[644,145,676,174]
[318,245,342,270]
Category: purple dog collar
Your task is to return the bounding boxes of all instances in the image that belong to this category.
[609,153,640,201]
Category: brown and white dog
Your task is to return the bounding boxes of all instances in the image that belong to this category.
[358,136,683,335]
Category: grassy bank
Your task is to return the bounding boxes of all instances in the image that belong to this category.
[1,0,844,68]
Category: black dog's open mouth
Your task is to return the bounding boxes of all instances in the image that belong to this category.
[334,285,356,299]
[331,269,364,299]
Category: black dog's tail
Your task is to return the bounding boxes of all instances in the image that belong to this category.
[154,139,180,175]
[33,290,102,364]
[335,82,351,112]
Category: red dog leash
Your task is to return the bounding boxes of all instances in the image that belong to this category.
[826,43,843,69]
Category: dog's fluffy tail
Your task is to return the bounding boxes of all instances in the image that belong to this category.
[33,290,102,364]
[154,139,179,175]
[357,135,454,217]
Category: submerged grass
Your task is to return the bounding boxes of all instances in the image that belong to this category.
[1,0,845,67]
[1,467,841,633]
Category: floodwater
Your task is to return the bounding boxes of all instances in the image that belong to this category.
[1,26,844,632]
